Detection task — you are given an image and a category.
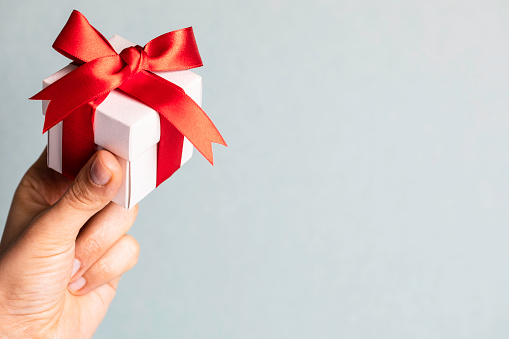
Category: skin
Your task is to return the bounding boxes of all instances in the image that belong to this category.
[0,149,139,338]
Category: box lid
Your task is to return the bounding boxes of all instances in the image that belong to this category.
[42,35,202,161]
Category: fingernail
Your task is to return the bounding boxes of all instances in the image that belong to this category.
[68,277,86,293]
[71,258,81,278]
[90,154,112,186]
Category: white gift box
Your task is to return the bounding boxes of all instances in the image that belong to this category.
[42,35,202,208]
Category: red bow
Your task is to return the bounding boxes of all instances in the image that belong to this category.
[31,10,226,185]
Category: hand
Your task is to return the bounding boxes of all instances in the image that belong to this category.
[0,149,139,338]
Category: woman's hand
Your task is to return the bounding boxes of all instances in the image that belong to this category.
[0,149,139,338]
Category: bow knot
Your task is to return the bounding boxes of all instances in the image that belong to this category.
[119,45,147,76]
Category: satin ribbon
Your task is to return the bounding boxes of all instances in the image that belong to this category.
[31,10,226,185]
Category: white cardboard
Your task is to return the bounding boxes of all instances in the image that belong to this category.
[42,35,201,208]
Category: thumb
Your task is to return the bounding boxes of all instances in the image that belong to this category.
[28,150,123,250]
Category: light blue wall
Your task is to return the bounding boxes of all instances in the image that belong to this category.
[1,0,509,338]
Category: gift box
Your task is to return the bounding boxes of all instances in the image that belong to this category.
[41,35,202,208]
[32,11,226,209]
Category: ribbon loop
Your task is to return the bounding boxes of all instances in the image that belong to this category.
[119,45,147,76]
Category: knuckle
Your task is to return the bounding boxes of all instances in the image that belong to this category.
[65,179,96,209]
[80,237,103,259]
[125,235,140,263]
[94,260,113,280]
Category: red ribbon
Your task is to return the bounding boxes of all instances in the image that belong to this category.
[31,10,226,185]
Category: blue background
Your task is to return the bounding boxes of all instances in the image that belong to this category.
[1,0,509,337]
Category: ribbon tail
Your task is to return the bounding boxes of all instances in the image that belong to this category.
[118,71,227,166]
[31,55,126,133]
